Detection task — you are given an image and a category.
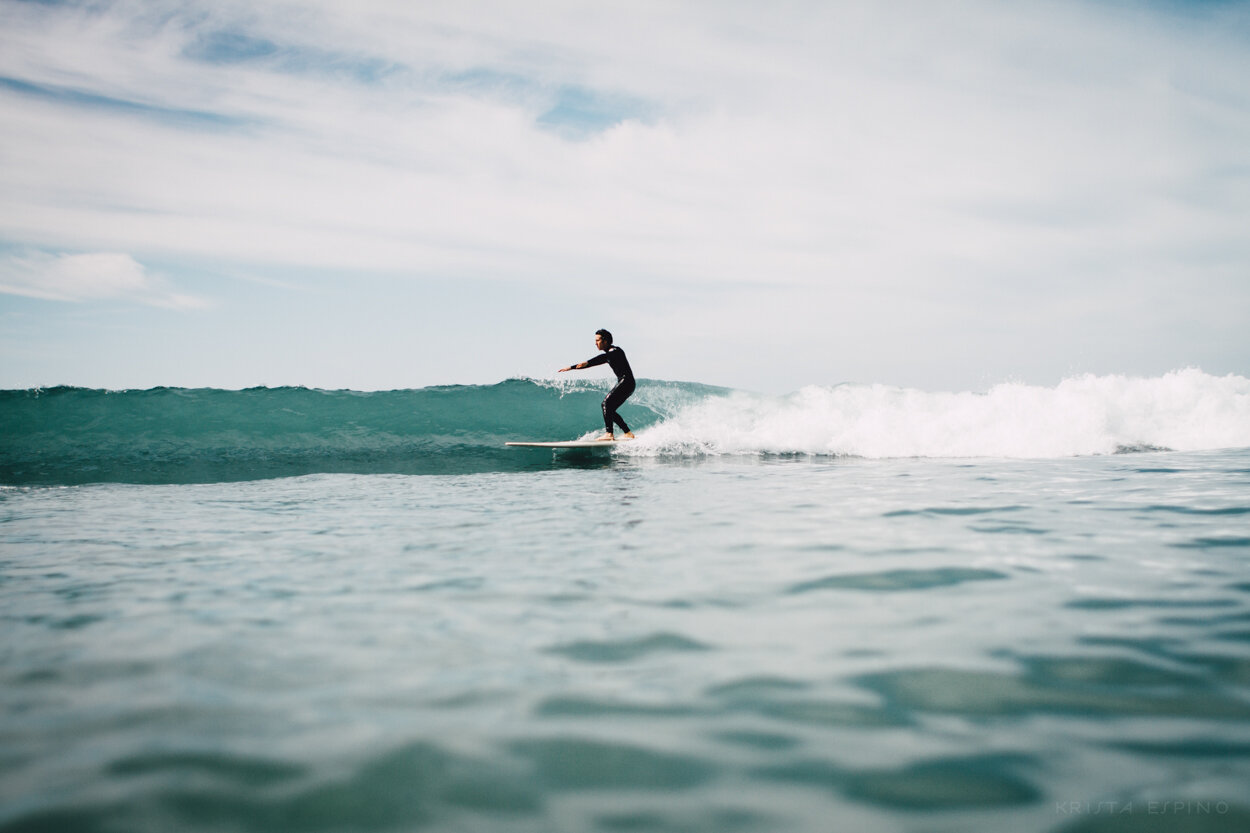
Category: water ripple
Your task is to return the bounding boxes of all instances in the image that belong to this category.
[756,753,1041,809]
[508,738,718,791]
[544,632,711,663]
[883,505,1026,517]
[788,567,1007,594]
[857,656,1250,720]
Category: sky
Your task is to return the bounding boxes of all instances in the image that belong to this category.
[1,0,1248,394]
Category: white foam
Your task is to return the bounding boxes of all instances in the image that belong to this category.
[521,375,610,396]
[629,369,1250,459]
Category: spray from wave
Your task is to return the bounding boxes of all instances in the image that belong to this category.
[629,368,1250,459]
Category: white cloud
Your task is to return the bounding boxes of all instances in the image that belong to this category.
[0,252,208,309]
[0,0,1246,390]
[1,1,1244,283]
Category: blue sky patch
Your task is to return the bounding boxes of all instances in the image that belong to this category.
[184,30,401,85]
[441,69,654,138]
[0,75,254,130]
[185,31,281,64]
[538,86,652,138]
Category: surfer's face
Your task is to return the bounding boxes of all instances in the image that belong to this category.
[595,334,607,351]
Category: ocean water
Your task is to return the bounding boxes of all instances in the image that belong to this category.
[2,370,1250,832]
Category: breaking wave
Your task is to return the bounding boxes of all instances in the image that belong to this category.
[2,369,1247,484]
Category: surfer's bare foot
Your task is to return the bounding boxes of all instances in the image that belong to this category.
[623,432,635,439]
[595,434,615,441]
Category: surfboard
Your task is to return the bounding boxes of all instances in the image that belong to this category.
[506,439,632,449]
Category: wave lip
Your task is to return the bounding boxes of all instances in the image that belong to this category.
[626,369,1250,460]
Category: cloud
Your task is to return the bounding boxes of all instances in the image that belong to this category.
[0,251,209,309]
[0,0,1246,390]
[0,0,1244,285]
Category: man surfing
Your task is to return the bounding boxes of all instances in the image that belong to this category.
[559,329,636,441]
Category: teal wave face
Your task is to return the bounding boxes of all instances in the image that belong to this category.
[0,379,709,485]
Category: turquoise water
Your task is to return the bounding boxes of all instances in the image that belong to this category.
[0,380,722,484]
[3,373,1250,831]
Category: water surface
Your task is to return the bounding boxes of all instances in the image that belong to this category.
[4,449,1249,832]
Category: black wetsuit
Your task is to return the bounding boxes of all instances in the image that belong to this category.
[579,345,635,434]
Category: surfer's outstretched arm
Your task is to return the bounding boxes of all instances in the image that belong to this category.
[560,353,608,373]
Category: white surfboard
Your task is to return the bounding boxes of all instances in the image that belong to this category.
[506,439,632,449]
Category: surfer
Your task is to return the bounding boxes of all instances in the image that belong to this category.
[559,329,636,441]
